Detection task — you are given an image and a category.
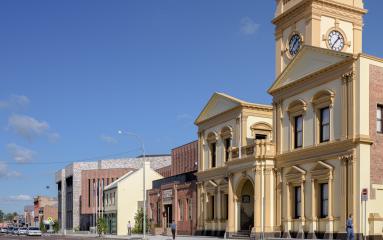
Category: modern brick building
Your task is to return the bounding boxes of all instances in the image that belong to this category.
[79,168,134,231]
[55,155,171,232]
[148,141,198,236]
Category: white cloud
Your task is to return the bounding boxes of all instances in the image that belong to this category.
[8,114,50,141]
[6,143,36,163]
[100,135,118,144]
[9,195,33,201]
[240,17,260,35]
[0,194,33,203]
[0,162,21,178]
[0,95,30,109]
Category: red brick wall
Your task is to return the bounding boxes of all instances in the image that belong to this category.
[171,141,198,176]
[174,182,197,235]
[156,165,172,178]
[369,64,383,185]
[148,182,197,235]
[80,168,133,214]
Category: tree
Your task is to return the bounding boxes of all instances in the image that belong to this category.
[53,220,59,233]
[0,210,4,222]
[97,218,107,237]
[133,208,148,234]
[40,220,47,233]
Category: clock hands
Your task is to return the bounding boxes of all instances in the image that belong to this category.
[331,36,341,49]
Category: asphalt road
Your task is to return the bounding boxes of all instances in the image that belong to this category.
[0,235,128,240]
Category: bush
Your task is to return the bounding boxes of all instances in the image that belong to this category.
[53,220,59,233]
[132,208,149,234]
[39,221,46,233]
[97,218,107,236]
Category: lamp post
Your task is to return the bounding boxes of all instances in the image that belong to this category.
[117,130,147,239]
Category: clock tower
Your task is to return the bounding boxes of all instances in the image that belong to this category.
[273,0,367,76]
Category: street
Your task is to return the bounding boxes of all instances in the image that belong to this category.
[0,234,227,240]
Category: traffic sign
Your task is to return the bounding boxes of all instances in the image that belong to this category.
[361,188,368,201]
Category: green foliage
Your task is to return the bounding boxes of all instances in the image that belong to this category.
[39,221,47,233]
[97,218,107,236]
[53,220,59,233]
[0,210,4,222]
[133,208,149,234]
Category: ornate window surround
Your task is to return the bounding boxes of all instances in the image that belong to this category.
[206,132,218,169]
[311,90,335,145]
[285,166,306,222]
[287,99,307,150]
[310,161,334,221]
[250,122,272,140]
[220,126,233,162]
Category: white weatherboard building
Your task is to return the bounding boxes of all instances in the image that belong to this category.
[103,162,163,236]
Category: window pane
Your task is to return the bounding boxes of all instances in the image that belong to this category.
[322,125,330,141]
[378,120,382,132]
[296,116,303,131]
[297,132,303,147]
[377,107,382,119]
[321,108,330,124]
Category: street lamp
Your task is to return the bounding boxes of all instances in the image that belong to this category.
[117,130,147,239]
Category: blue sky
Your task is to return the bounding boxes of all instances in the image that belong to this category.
[0,0,382,213]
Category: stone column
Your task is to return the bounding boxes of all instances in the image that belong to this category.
[309,179,317,239]
[217,187,222,230]
[325,174,334,239]
[286,182,292,232]
[226,175,235,233]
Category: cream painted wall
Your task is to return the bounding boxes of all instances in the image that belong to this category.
[281,79,342,152]
[116,162,163,236]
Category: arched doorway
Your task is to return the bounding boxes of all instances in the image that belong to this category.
[238,179,254,231]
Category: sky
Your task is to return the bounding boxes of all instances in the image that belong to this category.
[0,0,383,213]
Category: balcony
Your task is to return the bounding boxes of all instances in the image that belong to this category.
[230,140,275,160]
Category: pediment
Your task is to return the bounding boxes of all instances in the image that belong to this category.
[310,161,333,172]
[195,92,244,125]
[286,165,306,176]
[269,46,353,94]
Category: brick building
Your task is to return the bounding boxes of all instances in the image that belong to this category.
[148,141,198,236]
[33,196,58,227]
[55,155,171,232]
[79,168,133,231]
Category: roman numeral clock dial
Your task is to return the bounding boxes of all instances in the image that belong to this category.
[289,33,302,57]
[328,30,345,51]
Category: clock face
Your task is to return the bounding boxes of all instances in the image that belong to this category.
[328,30,345,51]
[289,34,302,57]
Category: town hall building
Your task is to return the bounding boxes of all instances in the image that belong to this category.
[195,0,383,239]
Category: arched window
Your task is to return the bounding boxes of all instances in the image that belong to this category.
[287,99,307,149]
[250,122,272,141]
[207,132,218,168]
[311,90,335,143]
[220,126,233,162]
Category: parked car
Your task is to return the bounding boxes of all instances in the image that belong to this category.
[6,227,14,234]
[12,228,19,235]
[18,227,28,235]
[0,228,7,233]
[12,227,19,235]
[27,227,42,236]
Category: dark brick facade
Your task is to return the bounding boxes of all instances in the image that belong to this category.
[148,141,198,236]
[172,141,198,176]
[369,64,383,185]
[156,165,172,178]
